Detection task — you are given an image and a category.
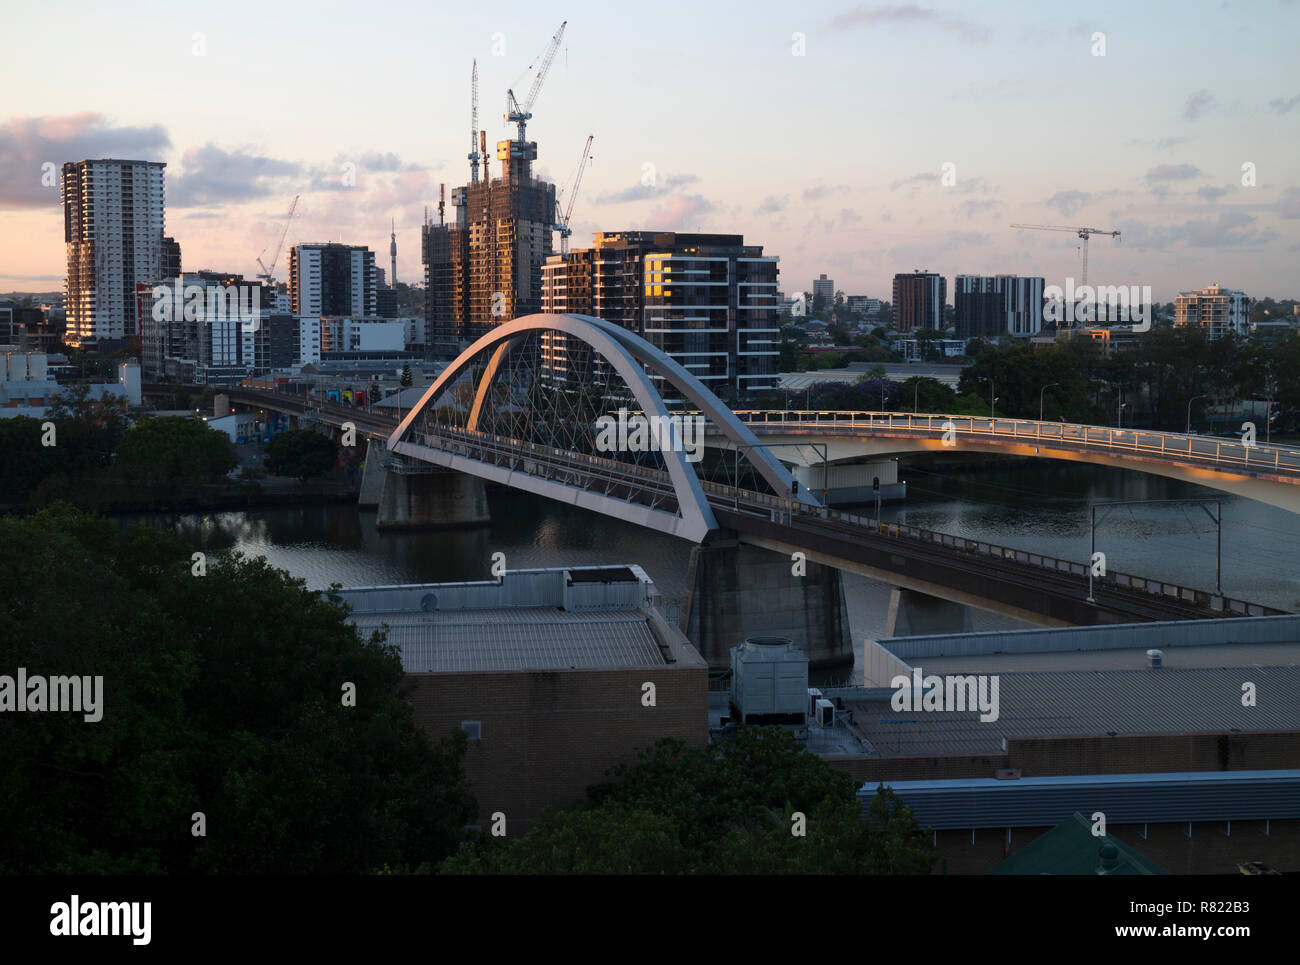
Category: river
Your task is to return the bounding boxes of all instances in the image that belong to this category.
[114,456,1300,684]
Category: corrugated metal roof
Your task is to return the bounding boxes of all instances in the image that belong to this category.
[867,770,1300,829]
[847,666,1300,757]
[351,606,665,672]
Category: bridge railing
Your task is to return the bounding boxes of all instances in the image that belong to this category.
[405,423,1278,618]
[722,410,1300,479]
[700,478,1277,617]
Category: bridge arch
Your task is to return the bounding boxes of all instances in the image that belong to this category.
[389,313,816,542]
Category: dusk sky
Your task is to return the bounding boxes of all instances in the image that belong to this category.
[2,0,1297,301]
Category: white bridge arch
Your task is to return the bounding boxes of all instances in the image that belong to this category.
[388,313,818,542]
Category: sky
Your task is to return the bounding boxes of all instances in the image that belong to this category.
[1,0,1298,302]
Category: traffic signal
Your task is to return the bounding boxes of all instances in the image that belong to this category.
[873,476,880,492]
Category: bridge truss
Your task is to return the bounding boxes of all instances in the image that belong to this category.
[389,314,816,542]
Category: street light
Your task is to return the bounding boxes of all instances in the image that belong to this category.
[1118,400,1128,429]
[1039,382,1059,422]
[1186,394,1207,434]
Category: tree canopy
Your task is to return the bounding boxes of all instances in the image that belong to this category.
[265,428,338,481]
[0,506,475,873]
[116,415,237,492]
[439,727,933,874]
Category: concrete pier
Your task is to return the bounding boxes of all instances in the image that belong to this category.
[885,587,974,638]
[680,537,853,671]
[358,438,389,509]
[375,461,491,530]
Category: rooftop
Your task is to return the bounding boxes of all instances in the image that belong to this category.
[338,564,703,674]
[354,607,666,672]
[843,666,1300,757]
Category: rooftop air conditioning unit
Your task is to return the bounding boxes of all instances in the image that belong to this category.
[807,688,823,718]
[815,698,835,728]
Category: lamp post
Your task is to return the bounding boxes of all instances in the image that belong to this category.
[1186,394,1207,434]
[1039,382,1059,422]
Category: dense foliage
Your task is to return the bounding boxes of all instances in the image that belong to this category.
[264,428,339,481]
[0,507,475,873]
[439,728,933,874]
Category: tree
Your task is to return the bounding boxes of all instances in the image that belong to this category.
[0,506,476,873]
[265,428,338,481]
[441,728,933,874]
[400,363,413,388]
[116,416,237,494]
[0,415,64,507]
[45,382,129,477]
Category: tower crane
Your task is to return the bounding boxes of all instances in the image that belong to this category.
[468,59,480,183]
[505,21,566,148]
[554,135,593,257]
[257,194,299,287]
[1010,223,1120,288]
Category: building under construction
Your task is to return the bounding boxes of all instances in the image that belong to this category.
[424,29,566,358]
[423,140,557,356]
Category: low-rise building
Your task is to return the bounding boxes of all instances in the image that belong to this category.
[338,565,708,832]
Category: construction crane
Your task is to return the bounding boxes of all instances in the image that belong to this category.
[468,59,480,183]
[505,20,566,148]
[1010,223,1120,288]
[257,195,299,286]
[554,135,594,257]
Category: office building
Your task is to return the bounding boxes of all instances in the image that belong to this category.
[541,232,781,403]
[62,158,167,346]
[289,243,377,317]
[1175,284,1251,340]
[892,270,946,333]
[846,295,881,316]
[139,271,264,384]
[161,236,182,279]
[954,275,1045,339]
[813,273,835,305]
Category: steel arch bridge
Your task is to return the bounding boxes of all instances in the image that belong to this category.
[388,313,816,542]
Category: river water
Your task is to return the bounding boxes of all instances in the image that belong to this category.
[115,456,1300,684]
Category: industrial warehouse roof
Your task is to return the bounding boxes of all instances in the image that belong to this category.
[845,666,1300,757]
[351,606,667,672]
[870,770,1300,830]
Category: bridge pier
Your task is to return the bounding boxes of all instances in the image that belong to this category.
[358,438,389,509]
[375,457,490,530]
[680,537,853,671]
[884,587,974,638]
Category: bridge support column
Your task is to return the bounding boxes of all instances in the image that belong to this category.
[358,438,389,509]
[375,460,490,530]
[680,538,853,671]
[885,587,973,638]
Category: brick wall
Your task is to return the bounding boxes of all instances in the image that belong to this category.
[405,664,708,833]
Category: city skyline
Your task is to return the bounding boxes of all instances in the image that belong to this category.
[1,0,1298,301]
